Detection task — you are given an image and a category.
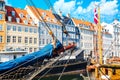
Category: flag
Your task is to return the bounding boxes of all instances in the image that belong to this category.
[94,8,98,24]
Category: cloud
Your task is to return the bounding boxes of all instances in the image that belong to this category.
[77,1,83,5]
[100,0,118,15]
[5,0,12,6]
[53,0,119,23]
[53,0,75,14]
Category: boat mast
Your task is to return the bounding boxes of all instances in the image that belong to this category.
[97,6,103,65]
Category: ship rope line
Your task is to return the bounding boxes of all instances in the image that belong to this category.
[37,59,61,80]
[25,52,69,80]
[26,0,57,47]
[86,62,91,80]
[44,0,81,46]
[38,47,75,80]
[44,0,69,36]
[0,50,68,79]
[57,47,76,80]
[0,50,57,78]
[0,45,74,78]
[103,38,116,58]
[35,52,85,80]
[0,0,61,77]
[0,0,79,79]
[99,68,111,80]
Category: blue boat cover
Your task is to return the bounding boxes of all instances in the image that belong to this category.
[0,40,63,73]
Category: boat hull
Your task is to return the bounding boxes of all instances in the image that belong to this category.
[34,59,87,79]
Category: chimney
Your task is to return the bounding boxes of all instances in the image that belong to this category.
[49,7,52,12]
[58,9,62,17]
[66,13,70,18]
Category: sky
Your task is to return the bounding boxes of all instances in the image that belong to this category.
[5,0,120,23]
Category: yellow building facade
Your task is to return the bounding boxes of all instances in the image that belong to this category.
[0,1,6,51]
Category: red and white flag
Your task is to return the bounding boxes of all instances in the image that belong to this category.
[94,8,98,24]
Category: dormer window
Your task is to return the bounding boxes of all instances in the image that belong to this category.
[26,14,30,20]
[47,17,51,22]
[11,11,15,17]
[19,13,23,18]
[79,24,83,27]
[0,1,5,11]
[42,12,46,18]
[24,20,28,25]
[16,18,20,23]
[31,21,35,26]
[8,16,12,22]
[0,14,2,20]
[53,19,57,23]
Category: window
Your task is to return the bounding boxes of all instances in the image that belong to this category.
[53,19,57,23]
[42,12,46,17]
[18,26,22,32]
[31,21,35,26]
[18,36,21,43]
[13,36,16,43]
[42,39,45,44]
[0,24,2,30]
[29,37,32,44]
[24,20,28,24]
[0,14,2,20]
[34,29,37,33]
[7,36,11,43]
[26,14,30,19]
[34,38,37,44]
[25,27,28,32]
[34,48,37,52]
[47,17,51,21]
[11,11,15,17]
[7,25,11,30]
[16,18,20,23]
[19,13,23,18]
[13,26,16,31]
[29,48,32,52]
[25,37,28,43]
[29,28,33,33]
[8,16,12,22]
[0,0,5,11]
[39,39,41,45]
[0,36,2,43]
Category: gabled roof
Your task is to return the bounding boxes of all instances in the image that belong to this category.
[53,14,74,25]
[5,6,37,27]
[72,18,95,31]
[26,6,61,25]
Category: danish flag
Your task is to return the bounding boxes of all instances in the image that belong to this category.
[94,8,98,24]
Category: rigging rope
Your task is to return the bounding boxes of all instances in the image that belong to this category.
[38,57,64,80]
[99,68,111,80]
[86,61,91,80]
[44,0,69,36]
[57,48,75,80]
[26,0,57,47]
[38,54,85,80]
[26,52,68,80]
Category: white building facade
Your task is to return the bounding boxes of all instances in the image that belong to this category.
[112,19,120,57]
[25,6,63,49]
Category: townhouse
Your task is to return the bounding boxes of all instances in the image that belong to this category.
[0,1,39,62]
[25,6,62,49]
[72,18,95,55]
[112,19,120,57]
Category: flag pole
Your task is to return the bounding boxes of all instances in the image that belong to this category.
[94,5,103,79]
